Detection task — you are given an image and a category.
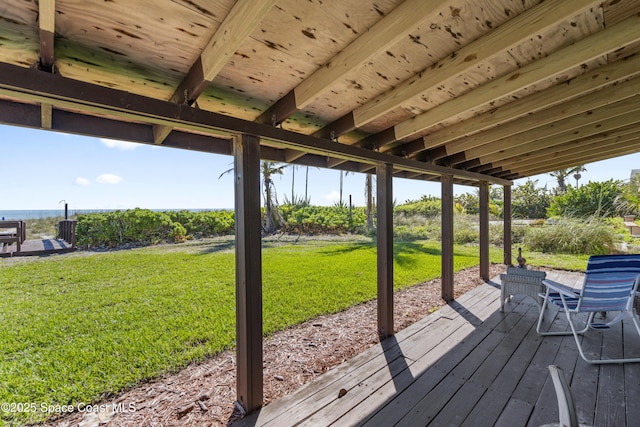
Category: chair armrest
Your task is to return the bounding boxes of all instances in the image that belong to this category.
[542,279,581,298]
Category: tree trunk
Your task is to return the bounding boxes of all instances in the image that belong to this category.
[366,173,374,230]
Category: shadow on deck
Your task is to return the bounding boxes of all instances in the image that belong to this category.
[0,238,75,257]
[233,270,640,426]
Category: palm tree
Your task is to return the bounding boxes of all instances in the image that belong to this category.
[338,170,351,206]
[261,161,288,233]
[287,165,312,206]
[219,160,288,233]
[365,173,374,231]
[550,165,586,194]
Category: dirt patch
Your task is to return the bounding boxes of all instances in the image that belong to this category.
[46,263,504,427]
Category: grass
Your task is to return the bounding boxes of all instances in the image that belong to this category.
[0,208,615,426]
[0,238,538,425]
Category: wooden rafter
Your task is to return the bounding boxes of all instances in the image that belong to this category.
[0,62,510,186]
[256,0,444,126]
[153,0,277,144]
[488,128,640,173]
[500,136,640,178]
[404,55,640,159]
[386,13,640,146]
[38,0,55,71]
[38,0,56,128]
[469,108,640,167]
[453,94,640,165]
[353,0,601,131]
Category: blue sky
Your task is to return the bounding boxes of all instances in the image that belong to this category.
[2,124,638,211]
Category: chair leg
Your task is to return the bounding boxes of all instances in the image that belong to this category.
[632,309,640,337]
[548,365,579,427]
[537,292,586,336]
[567,310,640,364]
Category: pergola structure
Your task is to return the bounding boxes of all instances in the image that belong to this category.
[1,0,640,414]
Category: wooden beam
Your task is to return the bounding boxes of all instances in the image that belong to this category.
[500,130,640,175]
[284,148,308,163]
[507,143,640,177]
[473,110,640,166]
[258,0,445,128]
[0,62,511,185]
[491,128,640,171]
[506,137,640,177]
[503,185,512,266]
[327,157,347,169]
[38,0,55,71]
[411,53,640,157]
[442,78,640,160]
[40,103,52,129]
[155,0,277,143]
[0,98,234,154]
[377,163,394,339]
[441,175,454,302]
[256,91,297,126]
[354,0,603,128]
[479,181,489,281]
[393,13,640,142]
[234,134,263,414]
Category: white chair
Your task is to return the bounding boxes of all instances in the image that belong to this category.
[544,365,579,427]
[536,254,640,364]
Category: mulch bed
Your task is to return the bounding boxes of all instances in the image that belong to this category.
[47,263,504,427]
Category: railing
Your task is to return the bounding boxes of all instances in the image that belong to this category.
[0,220,26,252]
[57,220,77,248]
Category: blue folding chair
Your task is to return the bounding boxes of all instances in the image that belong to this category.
[536,254,640,364]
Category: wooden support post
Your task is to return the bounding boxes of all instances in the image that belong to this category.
[503,185,512,266]
[441,175,454,301]
[479,181,490,281]
[234,134,263,413]
[377,163,394,339]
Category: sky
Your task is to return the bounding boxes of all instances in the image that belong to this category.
[2,124,639,211]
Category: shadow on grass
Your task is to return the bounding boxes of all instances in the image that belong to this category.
[194,239,236,254]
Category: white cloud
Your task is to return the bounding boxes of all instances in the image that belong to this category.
[323,191,340,202]
[100,138,138,151]
[96,173,124,184]
[75,177,90,186]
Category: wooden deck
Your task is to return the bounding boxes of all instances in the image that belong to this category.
[0,238,75,257]
[234,270,640,426]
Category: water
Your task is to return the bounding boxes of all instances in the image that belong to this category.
[0,209,217,221]
[0,209,97,220]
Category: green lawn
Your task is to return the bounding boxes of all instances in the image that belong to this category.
[0,239,536,425]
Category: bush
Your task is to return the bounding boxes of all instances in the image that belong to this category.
[167,210,234,238]
[524,218,616,255]
[512,179,551,219]
[454,227,479,244]
[548,180,622,218]
[279,204,366,234]
[77,209,187,248]
[395,196,441,217]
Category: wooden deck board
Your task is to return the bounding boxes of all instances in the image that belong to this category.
[0,238,74,257]
[233,270,640,427]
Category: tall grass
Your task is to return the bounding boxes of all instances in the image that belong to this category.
[524,218,616,255]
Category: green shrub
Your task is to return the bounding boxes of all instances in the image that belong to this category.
[512,179,551,219]
[454,227,479,244]
[167,210,234,237]
[279,204,367,234]
[548,180,623,218]
[395,196,441,217]
[524,218,616,255]
[76,209,187,248]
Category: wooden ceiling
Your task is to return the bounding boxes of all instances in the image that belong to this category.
[1,0,640,186]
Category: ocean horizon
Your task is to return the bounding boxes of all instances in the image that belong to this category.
[0,208,224,221]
